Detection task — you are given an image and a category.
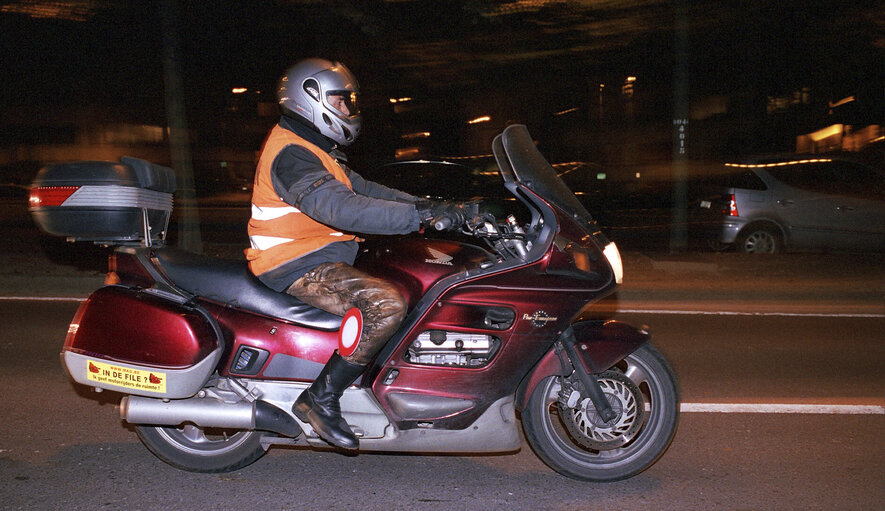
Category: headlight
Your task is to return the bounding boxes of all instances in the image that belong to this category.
[603,242,623,284]
[550,236,622,284]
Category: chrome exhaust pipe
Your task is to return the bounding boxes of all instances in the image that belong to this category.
[121,395,301,437]
[121,395,254,428]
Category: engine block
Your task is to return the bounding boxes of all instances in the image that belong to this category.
[407,330,500,367]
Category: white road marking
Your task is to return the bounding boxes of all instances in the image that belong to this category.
[680,402,884,414]
[620,309,884,318]
[0,296,84,302]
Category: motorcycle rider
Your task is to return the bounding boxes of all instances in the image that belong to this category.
[246,58,461,449]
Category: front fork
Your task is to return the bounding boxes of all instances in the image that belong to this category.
[519,320,649,415]
[557,327,617,422]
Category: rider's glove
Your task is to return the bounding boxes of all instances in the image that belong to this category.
[416,200,467,231]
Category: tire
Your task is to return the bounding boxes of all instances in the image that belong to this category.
[522,343,679,482]
[736,224,782,254]
[707,239,730,252]
[135,424,267,473]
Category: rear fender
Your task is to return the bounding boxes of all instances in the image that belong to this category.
[516,320,649,410]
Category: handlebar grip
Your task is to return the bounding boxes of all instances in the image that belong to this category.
[432,216,453,231]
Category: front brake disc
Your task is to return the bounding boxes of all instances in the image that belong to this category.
[557,370,645,450]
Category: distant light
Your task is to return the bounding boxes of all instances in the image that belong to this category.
[1,2,93,21]
[554,107,579,116]
[635,172,641,179]
[441,154,494,161]
[467,116,491,125]
[622,77,636,97]
[808,124,844,142]
[389,97,413,104]
[596,173,607,180]
[828,96,855,108]
[395,147,421,160]
[402,131,430,140]
[232,88,248,94]
[725,158,832,169]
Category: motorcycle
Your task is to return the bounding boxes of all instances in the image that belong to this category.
[30,124,678,482]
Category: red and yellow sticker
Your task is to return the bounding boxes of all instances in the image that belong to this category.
[86,359,166,394]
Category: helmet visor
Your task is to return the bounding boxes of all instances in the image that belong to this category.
[325,90,359,120]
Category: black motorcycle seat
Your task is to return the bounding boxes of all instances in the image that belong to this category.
[153,248,343,331]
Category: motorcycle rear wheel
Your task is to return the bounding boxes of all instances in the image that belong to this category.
[135,424,266,473]
[522,343,679,482]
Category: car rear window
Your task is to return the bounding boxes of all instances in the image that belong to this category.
[706,168,767,190]
[767,161,885,199]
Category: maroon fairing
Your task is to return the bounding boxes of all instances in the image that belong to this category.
[343,203,618,429]
[366,250,616,428]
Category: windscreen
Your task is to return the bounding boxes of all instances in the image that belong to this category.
[497,125,594,223]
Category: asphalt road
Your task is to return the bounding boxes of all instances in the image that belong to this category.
[1,301,881,510]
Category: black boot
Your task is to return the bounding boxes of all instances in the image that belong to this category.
[293,352,365,449]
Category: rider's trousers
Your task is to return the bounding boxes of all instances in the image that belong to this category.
[286,262,407,365]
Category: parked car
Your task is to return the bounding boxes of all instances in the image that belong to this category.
[696,156,885,253]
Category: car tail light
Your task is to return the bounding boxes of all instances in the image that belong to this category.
[726,194,738,217]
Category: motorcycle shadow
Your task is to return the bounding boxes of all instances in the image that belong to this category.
[70,380,123,407]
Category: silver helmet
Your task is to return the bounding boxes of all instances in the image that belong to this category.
[277,58,361,146]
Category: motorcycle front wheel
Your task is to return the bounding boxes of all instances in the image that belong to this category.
[522,343,679,482]
[135,424,266,473]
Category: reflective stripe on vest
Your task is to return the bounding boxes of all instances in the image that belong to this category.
[251,203,300,221]
[245,125,356,275]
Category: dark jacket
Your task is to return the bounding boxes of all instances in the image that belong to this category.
[257,116,421,291]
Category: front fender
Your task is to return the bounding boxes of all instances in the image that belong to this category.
[570,320,650,373]
[516,320,650,411]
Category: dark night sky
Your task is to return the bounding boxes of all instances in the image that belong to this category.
[2,0,882,108]
[1,0,883,169]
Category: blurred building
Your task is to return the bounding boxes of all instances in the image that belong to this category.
[0,91,277,194]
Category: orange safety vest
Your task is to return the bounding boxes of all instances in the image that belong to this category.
[245,125,357,276]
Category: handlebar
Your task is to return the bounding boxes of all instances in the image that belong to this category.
[423,201,486,232]
[432,215,455,231]
[431,206,531,261]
